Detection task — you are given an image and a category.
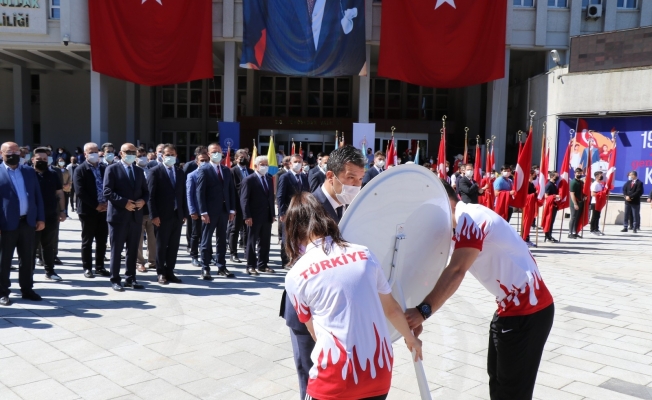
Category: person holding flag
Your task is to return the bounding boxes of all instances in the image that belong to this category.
[542,171,561,243]
[521,170,538,248]
[589,171,607,236]
[386,134,397,168]
[437,119,448,179]
[567,167,587,239]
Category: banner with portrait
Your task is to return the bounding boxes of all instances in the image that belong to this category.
[240,0,366,76]
[557,117,652,196]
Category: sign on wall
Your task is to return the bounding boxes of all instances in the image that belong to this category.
[557,117,652,196]
[0,0,47,35]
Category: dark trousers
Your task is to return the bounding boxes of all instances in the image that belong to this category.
[544,207,558,236]
[590,204,601,232]
[185,217,192,250]
[154,216,183,277]
[200,212,228,270]
[280,221,289,266]
[0,219,35,296]
[79,211,108,271]
[624,202,640,229]
[568,202,584,234]
[63,192,71,215]
[70,188,76,211]
[34,216,58,274]
[228,208,248,255]
[189,217,202,258]
[507,207,514,223]
[488,303,554,400]
[291,329,315,400]
[108,220,141,284]
[247,220,272,268]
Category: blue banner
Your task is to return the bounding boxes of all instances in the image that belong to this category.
[557,117,652,196]
[240,0,366,76]
[218,121,240,151]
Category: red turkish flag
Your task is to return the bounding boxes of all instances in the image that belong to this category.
[386,137,397,167]
[511,127,533,209]
[378,0,507,88]
[558,141,572,209]
[437,129,447,180]
[473,144,481,182]
[89,0,213,86]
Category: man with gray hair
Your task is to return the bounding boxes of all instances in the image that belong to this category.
[240,155,275,275]
[229,149,253,263]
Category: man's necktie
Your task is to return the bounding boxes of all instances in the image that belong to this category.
[262,176,269,194]
[307,0,315,19]
[296,174,301,190]
[336,206,343,220]
[217,166,223,182]
[242,168,248,177]
[128,167,135,186]
[168,167,176,187]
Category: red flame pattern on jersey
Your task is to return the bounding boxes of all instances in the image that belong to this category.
[496,255,553,316]
[453,216,487,251]
[308,323,393,400]
[292,295,311,323]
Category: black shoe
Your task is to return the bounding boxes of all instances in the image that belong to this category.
[567,234,577,239]
[21,291,42,301]
[45,272,62,281]
[104,256,110,262]
[54,257,63,266]
[230,255,242,263]
[191,258,200,267]
[548,236,559,243]
[216,267,235,278]
[95,267,110,277]
[621,228,628,232]
[112,283,124,292]
[84,269,95,279]
[246,267,259,276]
[0,296,11,306]
[167,274,182,284]
[201,269,213,281]
[124,280,144,289]
[633,228,638,233]
[258,267,276,274]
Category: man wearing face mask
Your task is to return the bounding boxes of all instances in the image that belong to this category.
[0,142,45,304]
[32,148,66,282]
[568,168,586,239]
[590,171,606,236]
[228,150,253,264]
[493,165,515,221]
[362,151,385,188]
[184,146,207,254]
[458,163,488,204]
[73,142,110,279]
[103,143,149,291]
[279,145,366,399]
[622,170,643,233]
[101,143,116,166]
[306,151,316,167]
[187,150,209,267]
[308,153,329,192]
[276,154,310,268]
[240,156,275,275]
[542,172,561,243]
[197,143,237,279]
[147,143,165,169]
[147,144,187,285]
[136,147,157,274]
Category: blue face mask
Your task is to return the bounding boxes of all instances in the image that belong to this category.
[123,155,136,165]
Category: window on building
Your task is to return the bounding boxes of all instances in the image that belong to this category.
[513,0,535,7]
[548,0,568,7]
[162,80,203,119]
[208,76,222,119]
[617,0,637,8]
[369,79,402,119]
[50,0,60,19]
[406,84,434,120]
[370,79,446,121]
[259,76,302,117]
[582,0,601,7]
[307,78,351,118]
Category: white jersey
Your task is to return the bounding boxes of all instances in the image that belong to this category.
[285,237,393,400]
[590,181,604,204]
[454,202,553,316]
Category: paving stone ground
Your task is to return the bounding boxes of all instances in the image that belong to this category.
[0,213,650,400]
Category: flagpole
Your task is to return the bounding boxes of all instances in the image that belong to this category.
[517,129,522,236]
[601,131,617,233]
[463,128,468,164]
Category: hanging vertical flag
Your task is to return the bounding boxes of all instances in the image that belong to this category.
[511,126,533,208]
[558,140,572,210]
[473,142,481,182]
[414,141,420,165]
[386,136,397,168]
[222,146,231,167]
[577,145,593,233]
[249,141,258,170]
[437,122,447,179]
[488,140,495,172]
[335,132,340,150]
[299,142,304,158]
[537,136,549,203]
[605,130,618,192]
[361,137,369,171]
[291,140,296,155]
[267,135,279,175]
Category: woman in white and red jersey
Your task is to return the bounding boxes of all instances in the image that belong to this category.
[406,180,554,400]
[284,192,422,400]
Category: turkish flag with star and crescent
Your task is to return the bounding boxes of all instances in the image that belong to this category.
[89,0,213,86]
[511,126,533,209]
[378,0,507,88]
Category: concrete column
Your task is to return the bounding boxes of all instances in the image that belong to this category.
[90,70,109,145]
[357,45,371,123]
[535,0,548,46]
[223,41,238,122]
[223,0,234,38]
[485,48,511,169]
[126,82,140,145]
[641,0,652,27]
[569,0,582,37]
[464,85,482,139]
[13,66,33,145]
[604,0,618,32]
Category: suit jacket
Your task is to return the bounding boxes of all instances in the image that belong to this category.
[196,163,236,218]
[623,179,644,205]
[313,185,339,223]
[231,165,254,212]
[362,166,381,187]
[0,165,44,230]
[242,0,365,76]
[103,162,149,224]
[147,160,160,170]
[147,164,188,221]
[73,161,107,215]
[186,169,200,216]
[308,166,326,193]
[183,161,198,175]
[276,171,310,216]
[458,176,480,204]
[240,173,275,223]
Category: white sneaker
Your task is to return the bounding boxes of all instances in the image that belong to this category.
[590,231,600,236]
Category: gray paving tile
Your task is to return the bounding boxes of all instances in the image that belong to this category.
[600,378,652,400]
[562,305,619,319]
[65,374,130,400]
[12,378,79,400]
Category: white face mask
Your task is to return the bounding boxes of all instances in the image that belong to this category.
[302,165,310,173]
[163,156,176,167]
[258,165,269,175]
[47,156,53,165]
[199,161,207,167]
[104,153,115,163]
[445,167,449,172]
[137,156,148,167]
[465,170,473,178]
[333,175,361,205]
[502,171,511,178]
[87,153,99,163]
[291,162,302,172]
[376,160,386,168]
[211,152,222,164]
[534,169,540,175]
[157,152,163,162]
[628,176,634,181]
[58,161,65,167]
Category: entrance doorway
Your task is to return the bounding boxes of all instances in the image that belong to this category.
[257,130,337,159]
[375,132,429,164]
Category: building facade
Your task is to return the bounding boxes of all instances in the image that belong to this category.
[1,0,651,167]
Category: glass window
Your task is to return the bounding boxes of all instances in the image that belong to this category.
[50,0,60,19]
[582,0,601,6]
[617,0,636,8]
[259,76,349,118]
[514,0,534,6]
[548,0,568,7]
[208,76,222,119]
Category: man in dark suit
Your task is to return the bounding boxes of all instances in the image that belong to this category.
[241,0,366,76]
[362,151,385,187]
[277,154,310,268]
[197,143,237,280]
[0,142,45,304]
[275,156,290,240]
[147,144,188,285]
[229,149,253,263]
[458,163,488,204]
[280,145,366,399]
[183,146,207,253]
[146,143,164,170]
[241,155,276,275]
[186,151,208,267]
[103,143,149,291]
[308,152,328,193]
[622,170,644,233]
[73,142,110,279]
